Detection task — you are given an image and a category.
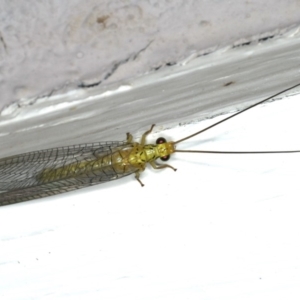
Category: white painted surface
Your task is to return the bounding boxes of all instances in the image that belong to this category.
[0,1,300,110]
[1,4,300,299]
[0,92,300,299]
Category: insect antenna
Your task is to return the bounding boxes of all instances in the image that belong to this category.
[173,82,300,155]
[175,150,300,154]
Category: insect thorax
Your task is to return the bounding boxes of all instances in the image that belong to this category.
[129,142,175,166]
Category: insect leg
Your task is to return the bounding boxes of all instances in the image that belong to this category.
[126,132,133,143]
[135,170,145,187]
[149,161,177,172]
[140,124,155,145]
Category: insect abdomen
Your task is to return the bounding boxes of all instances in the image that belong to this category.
[38,146,136,183]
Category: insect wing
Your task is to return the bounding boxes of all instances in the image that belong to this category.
[0,141,135,206]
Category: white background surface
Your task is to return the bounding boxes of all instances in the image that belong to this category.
[1,92,300,299]
[1,2,300,299]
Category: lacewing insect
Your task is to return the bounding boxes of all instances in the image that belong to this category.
[0,83,300,206]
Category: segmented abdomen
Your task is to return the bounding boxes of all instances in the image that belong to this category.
[0,142,136,206]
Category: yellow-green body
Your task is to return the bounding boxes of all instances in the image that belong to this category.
[39,125,176,186]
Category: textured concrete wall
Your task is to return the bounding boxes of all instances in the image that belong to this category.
[0,0,300,110]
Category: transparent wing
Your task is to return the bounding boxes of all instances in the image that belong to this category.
[0,141,136,206]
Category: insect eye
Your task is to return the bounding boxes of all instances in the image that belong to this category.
[156,137,166,144]
[156,137,170,161]
[160,155,170,161]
